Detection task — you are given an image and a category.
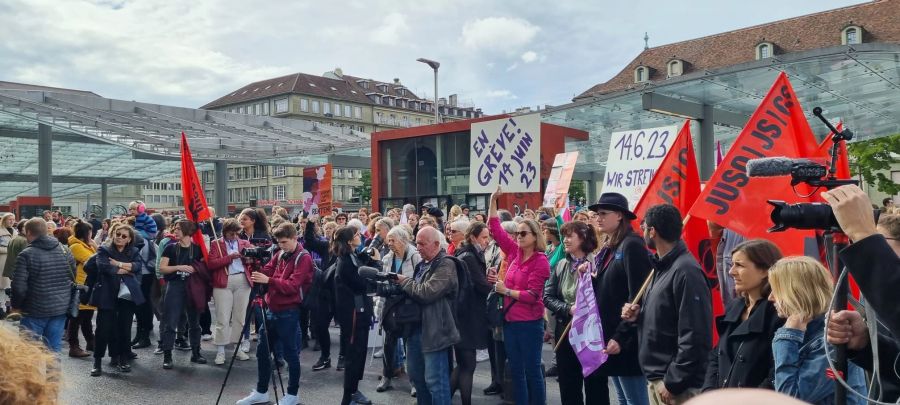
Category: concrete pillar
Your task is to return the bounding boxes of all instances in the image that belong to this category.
[699,104,716,180]
[588,175,599,203]
[215,161,228,216]
[101,180,108,219]
[38,124,52,197]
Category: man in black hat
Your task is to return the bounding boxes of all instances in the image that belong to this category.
[622,204,711,405]
[426,207,445,233]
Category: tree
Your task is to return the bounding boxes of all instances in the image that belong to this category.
[847,133,900,196]
[568,180,587,206]
[354,170,372,204]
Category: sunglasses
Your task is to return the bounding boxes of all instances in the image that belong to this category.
[114,233,131,239]
[515,231,533,238]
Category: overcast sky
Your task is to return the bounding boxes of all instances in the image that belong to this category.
[0,0,863,114]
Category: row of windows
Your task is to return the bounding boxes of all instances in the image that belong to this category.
[298,98,363,120]
[147,195,183,205]
[228,186,270,204]
[332,185,354,201]
[228,102,270,116]
[228,165,268,181]
[143,182,182,191]
[334,169,363,179]
[634,26,866,84]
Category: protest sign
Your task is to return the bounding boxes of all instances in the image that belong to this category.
[542,151,579,209]
[303,164,332,216]
[469,114,542,193]
[603,125,677,209]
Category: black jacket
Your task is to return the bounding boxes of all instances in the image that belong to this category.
[302,221,331,273]
[594,232,653,376]
[638,240,713,395]
[703,297,783,391]
[91,245,145,310]
[454,243,491,350]
[11,235,76,317]
[840,234,900,402]
[335,251,378,320]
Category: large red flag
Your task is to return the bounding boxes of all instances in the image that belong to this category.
[180,132,212,259]
[688,72,819,256]
[632,120,722,342]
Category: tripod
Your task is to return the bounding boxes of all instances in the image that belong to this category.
[215,281,285,405]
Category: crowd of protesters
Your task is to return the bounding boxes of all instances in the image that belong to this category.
[0,184,898,405]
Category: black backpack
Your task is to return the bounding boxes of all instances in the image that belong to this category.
[441,254,472,316]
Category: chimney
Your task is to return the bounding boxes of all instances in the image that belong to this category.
[449,94,458,107]
[393,78,401,85]
[334,67,343,77]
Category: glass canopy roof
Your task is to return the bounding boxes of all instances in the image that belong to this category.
[0,89,371,202]
[543,44,900,174]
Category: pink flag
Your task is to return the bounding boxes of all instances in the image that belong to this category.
[569,267,608,376]
[561,196,572,222]
[715,141,724,168]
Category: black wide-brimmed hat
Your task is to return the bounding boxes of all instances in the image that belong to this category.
[427,207,444,218]
[588,192,637,220]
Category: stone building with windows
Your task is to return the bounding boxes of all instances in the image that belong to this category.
[199,68,484,212]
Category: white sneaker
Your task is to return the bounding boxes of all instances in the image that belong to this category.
[373,348,384,358]
[235,390,269,405]
[215,351,226,365]
[202,334,213,341]
[236,350,250,361]
[277,394,299,405]
[241,340,251,353]
[476,349,489,362]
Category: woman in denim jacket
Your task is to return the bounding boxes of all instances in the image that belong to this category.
[768,256,867,405]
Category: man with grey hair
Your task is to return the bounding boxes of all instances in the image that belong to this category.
[11,217,76,352]
[392,226,459,404]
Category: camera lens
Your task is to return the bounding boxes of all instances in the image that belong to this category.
[767,201,838,232]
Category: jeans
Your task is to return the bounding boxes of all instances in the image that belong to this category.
[407,329,451,405]
[612,375,650,405]
[256,308,300,396]
[161,279,201,350]
[503,319,546,405]
[20,315,67,353]
[134,273,156,340]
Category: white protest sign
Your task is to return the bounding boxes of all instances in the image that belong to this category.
[469,114,542,193]
[603,125,677,209]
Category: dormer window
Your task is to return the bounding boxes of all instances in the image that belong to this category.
[842,25,862,45]
[634,66,649,83]
[756,42,774,60]
[667,59,684,78]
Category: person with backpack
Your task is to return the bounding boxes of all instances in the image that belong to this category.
[206,218,253,365]
[389,226,460,405]
[236,223,314,405]
[452,221,492,405]
[376,225,421,393]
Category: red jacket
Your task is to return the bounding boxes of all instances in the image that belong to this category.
[260,248,314,312]
[206,239,254,289]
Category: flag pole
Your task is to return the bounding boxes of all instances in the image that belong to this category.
[209,218,224,257]
[628,214,688,307]
[553,320,573,352]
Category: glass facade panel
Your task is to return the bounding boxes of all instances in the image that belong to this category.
[379,131,474,207]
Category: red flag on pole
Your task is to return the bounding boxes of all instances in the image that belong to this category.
[180,132,211,259]
[632,120,722,343]
[688,72,819,256]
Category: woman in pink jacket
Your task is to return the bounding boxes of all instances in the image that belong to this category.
[486,186,551,405]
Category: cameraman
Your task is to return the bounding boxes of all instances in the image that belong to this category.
[821,185,900,337]
[391,226,460,405]
[236,223,313,405]
[376,226,421,393]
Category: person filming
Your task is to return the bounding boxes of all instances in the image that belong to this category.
[236,223,313,405]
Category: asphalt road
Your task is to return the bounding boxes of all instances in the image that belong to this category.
[58,322,571,405]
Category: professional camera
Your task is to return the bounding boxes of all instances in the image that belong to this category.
[358,266,404,297]
[241,237,273,263]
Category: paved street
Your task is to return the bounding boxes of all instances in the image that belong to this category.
[59,322,567,405]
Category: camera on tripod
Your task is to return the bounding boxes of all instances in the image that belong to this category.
[241,237,273,263]
[358,266,404,297]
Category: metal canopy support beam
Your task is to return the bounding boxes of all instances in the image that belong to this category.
[0,174,149,185]
[699,105,716,180]
[641,92,748,127]
[327,154,373,169]
[101,180,108,219]
[215,161,228,216]
[131,151,311,167]
[0,128,108,144]
[38,124,52,196]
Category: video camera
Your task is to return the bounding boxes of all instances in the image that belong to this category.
[241,237,273,263]
[746,107,878,232]
[358,266,404,297]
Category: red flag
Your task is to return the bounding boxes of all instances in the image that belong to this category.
[632,120,722,343]
[688,72,819,256]
[180,132,211,259]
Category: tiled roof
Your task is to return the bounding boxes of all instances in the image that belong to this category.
[201,72,373,109]
[575,0,900,100]
[341,74,424,102]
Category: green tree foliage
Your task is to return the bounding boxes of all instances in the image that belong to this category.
[847,133,900,195]
[354,170,372,203]
[568,180,587,205]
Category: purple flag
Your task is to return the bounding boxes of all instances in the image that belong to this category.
[569,267,608,377]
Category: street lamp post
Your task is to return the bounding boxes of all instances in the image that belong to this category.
[417,58,440,124]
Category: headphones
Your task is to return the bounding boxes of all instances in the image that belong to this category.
[135,201,146,214]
